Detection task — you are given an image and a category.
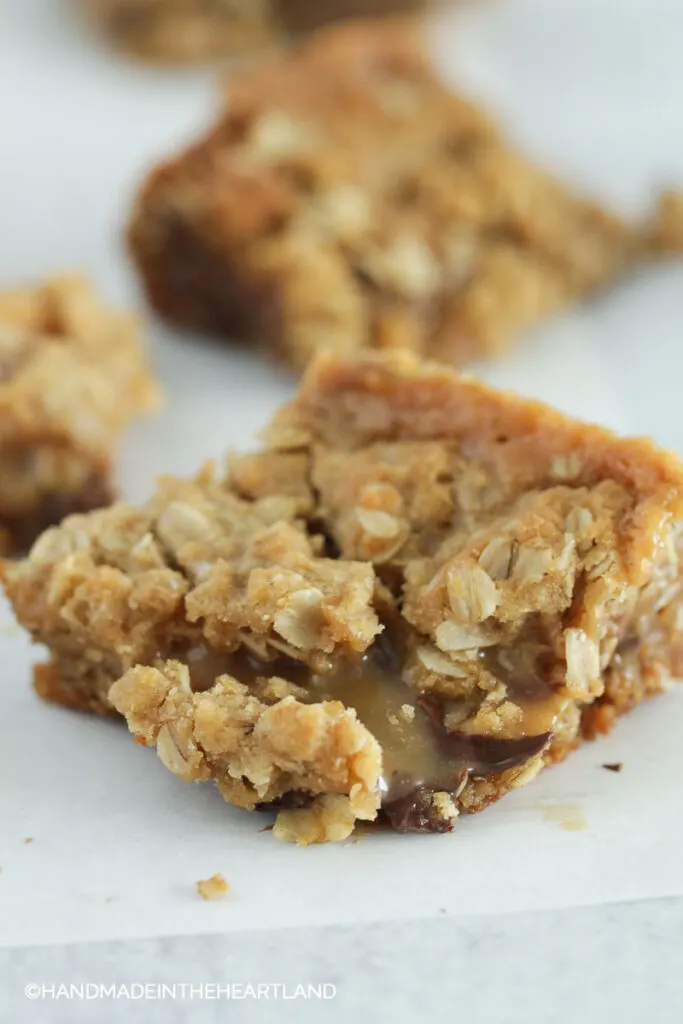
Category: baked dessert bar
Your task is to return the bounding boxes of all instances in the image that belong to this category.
[0,275,159,553]
[128,21,681,372]
[5,352,683,843]
[77,0,429,63]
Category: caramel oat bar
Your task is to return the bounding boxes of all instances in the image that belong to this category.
[6,352,683,843]
[128,21,680,371]
[0,275,160,553]
[78,0,429,63]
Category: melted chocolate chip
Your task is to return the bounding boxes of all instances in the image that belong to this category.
[383,783,458,834]
[418,695,552,776]
[440,730,552,775]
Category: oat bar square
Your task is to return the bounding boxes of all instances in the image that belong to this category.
[128,21,678,371]
[5,352,682,843]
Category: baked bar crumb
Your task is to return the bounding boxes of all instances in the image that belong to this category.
[0,274,160,553]
[196,872,229,900]
[6,352,683,843]
[77,0,429,63]
[129,21,681,372]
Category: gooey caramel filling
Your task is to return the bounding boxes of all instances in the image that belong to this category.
[309,644,564,804]
[179,635,566,813]
[309,655,458,802]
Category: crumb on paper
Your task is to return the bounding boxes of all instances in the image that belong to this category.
[602,762,623,772]
[24,837,34,845]
[196,873,229,901]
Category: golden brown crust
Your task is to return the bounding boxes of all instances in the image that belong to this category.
[6,353,683,842]
[272,351,683,582]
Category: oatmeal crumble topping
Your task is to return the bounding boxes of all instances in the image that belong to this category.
[129,21,683,372]
[110,660,382,842]
[5,352,683,843]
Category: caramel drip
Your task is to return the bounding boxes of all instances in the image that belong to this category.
[176,637,564,805]
[309,658,459,800]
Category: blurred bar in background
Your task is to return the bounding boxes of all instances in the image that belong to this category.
[76,0,439,63]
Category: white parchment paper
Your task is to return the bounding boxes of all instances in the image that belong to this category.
[1,0,682,948]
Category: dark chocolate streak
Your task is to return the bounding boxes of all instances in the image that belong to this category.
[418,694,552,775]
[441,730,552,775]
[383,783,458,834]
[377,698,553,834]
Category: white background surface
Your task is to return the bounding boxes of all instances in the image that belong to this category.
[1,0,683,1017]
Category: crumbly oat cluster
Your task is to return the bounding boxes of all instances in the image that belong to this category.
[0,275,159,553]
[196,873,229,900]
[5,352,683,843]
[78,0,428,63]
[128,21,683,372]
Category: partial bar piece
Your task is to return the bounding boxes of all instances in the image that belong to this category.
[5,352,683,842]
[77,0,430,63]
[0,275,160,553]
[129,21,681,371]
